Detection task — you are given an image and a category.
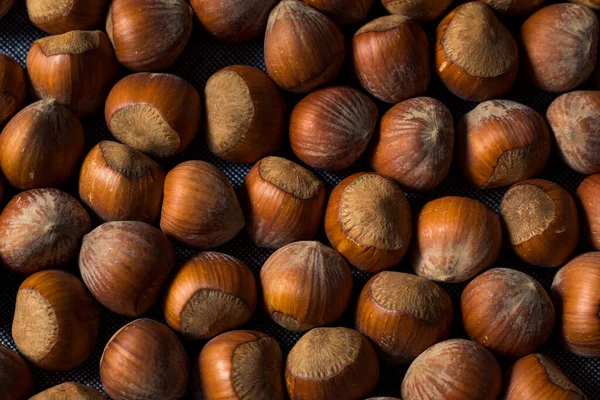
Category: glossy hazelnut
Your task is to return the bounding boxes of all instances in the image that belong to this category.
[325,173,412,273]
[192,330,284,400]
[106,0,193,72]
[260,241,352,331]
[462,268,555,358]
[12,270,100,371]
[26,0,109,34]
[0,53,26,125]
[503,354,587,400]
[457,100,551,189]
[30,383,106,400]
[436,2,518,102]
[79,221,176,317]
[500,179,579,267]
[0,188,91,275]
[401,339,502,400]
[551,252,600,357]
[353,15,429,103]
[0,345,33,400]
[264,0,345,93]
[100,318,189,400]
[79,141,166,223]
[577,174,600,250]
[522,4,599,93]
[381,0,452,21]
[0,0,13,18]
[370,97,454,191]
[479,0,545,15]
[355,271,452,363]
[205,65,285,163]
[286,327,378,400]
[0,99,84,189]
[410,196,502,283]
[290,86,378,171]
[161,160,245,249]
[26,30,119,117]
[301,0,374,24]
[164,252,257,340]
[105,73,201,158]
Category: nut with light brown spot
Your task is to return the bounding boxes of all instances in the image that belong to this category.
[0,53,26,125]
[26,0,109,34]
[29,382,106,400]
[479,0,545,15]
[0,345,33,400]
[382,0,452,21]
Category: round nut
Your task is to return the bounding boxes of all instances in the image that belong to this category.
[26,0,109,34]
[0,53,26,125]
[0,345,34,400]
[577,174,600,250]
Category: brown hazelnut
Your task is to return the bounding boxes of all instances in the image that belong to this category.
[105,73,201,158]
[503,354,587,400]
[26,0,109,34]
[457,100,551,189]
[0,188,91,275]
[577,174,600,250]
[499,179,579,267]
[365,398,401,400]
[570,0,600,9]
[26,30,119,117]
[205,65,285,163]
[0,100,84,190]
[551,252,600,357]
[0,53,26,125]
[353,15,430,103]
[521,4,599,93]
[0,345,34,400]
[410,196,502,283]
[370,97,454,191]
[325,173,412,273]
[301,0,375,24]
[264,0,345,93]
[401,339,502,400]
[12,270,100,371]
[106,0,193,72]
[436,2,518,102]
[461,268,555,358]
[79,141,166,223]
[163,252,257,340]
[100,318,189,400]
[260,241,352,331]
[285,327,379,400]
[478,0,545,15]
[79,221,176,317]
[161,160,245,249]
[29,383,106,400]
[0,0,13,18]
[192,330,284,400]
[289,86,378,171]
[381,0,452,22]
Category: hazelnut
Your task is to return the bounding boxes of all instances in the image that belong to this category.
[26,30,119,117]
[521,4,599,93]
[325,173,412,273]
[410,196,502,283]
[163,252,257,340]
[577,174,600,250]
[570,0,600,9]
[29,383,106,400]
[79,221,176,317]
[401,339,502,400]
[0,0,13,18]
[381,0,452,21]
[499,179,579,267]
[239,156,326,249]
[366,398,400,400]
[370,97,454,191]
[289,86,378,171]
[105,73,201,158]
[457,100,551,189]
[0,53,26,125]
[353,15,430,103]
[355,271,452,363]
[264,0,345,93]
[0,345,33,400]
[436,2,518,102]
[100,318,189,400]
[0,188,91,275]
[161,160,245,249]
[503,354,587,400]
[285,327,378,400]
[461,268,555,358]
[478,0,545,15]
[551,252,600,357]
[205,65,285,163]
[192,330,284,400]
[79,141,166,223]
[106,0,193,72]
[26,0,109,34]
[301,0,375,24]
[0,99,84,190]
[260,241,352,331]
[547,91,600,174]
[12,269,101,371]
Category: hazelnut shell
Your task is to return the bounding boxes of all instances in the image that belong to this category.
[29,382,106,400]
[381,0,452,22]
[0,0,13,18]
[0,53,26,125]
[302,0,374,24]
[26,0,109,34]
[479,0,545,15]
[0,345,34,400]
[577,174,600,250]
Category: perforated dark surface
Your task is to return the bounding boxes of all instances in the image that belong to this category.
[0,0,599,398]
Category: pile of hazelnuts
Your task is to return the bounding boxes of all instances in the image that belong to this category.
[0,0,599,398]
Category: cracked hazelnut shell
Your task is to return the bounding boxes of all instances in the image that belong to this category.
[479,0,545,15]
[30,383,106,400]
[301,0,374,24]
[0,53,26,125]
[382,0,452,21]
[0,345,33,400]
[26,0,109,34]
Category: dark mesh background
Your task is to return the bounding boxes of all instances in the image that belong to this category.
[1,0,599,398]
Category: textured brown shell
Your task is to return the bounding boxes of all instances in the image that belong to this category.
[26,0,109,34]
[302,0,374,24]
[382,0,452,22]
[577,174,600,250]
[0,53,26,125]
[29,382,106,400]
[480,0,545,16]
